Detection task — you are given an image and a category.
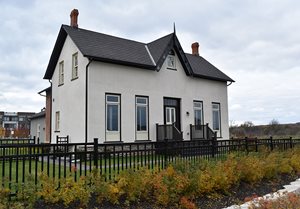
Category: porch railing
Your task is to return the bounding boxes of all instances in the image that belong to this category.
[190,123,216,140]
[156,123,183,141]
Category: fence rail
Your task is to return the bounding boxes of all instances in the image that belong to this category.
[1,136,300,197]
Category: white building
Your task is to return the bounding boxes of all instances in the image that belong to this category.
[43,9,234,144]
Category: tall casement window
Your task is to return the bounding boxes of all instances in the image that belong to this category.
[194,101,203,126]
[106,94,120,141]
[72,52,78,79]
[167,50,176,69]
[212,103,221,131]
[58,61,64,85]
[55,111,60,131]
[136,96,148,140]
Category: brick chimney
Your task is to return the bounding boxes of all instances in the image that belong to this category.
[191,42,199,56]
[70,9,79,28]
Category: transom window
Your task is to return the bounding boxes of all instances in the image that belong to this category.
[167,50,176,69]
[59,61,64,85]
[194,101,203,126]
[72,52,78,79]
[212,103,221,131]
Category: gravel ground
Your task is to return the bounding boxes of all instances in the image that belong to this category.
[33,174,298,209]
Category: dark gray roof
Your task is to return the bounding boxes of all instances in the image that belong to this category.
[29,111,45,120]
[44,25,234,83]
[186,54,234,82]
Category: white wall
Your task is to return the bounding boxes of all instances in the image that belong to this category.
[88,52,229,143]
[51,35,88,143]
[30,117,45,143]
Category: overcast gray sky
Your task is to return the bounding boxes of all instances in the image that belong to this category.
[0,0,299,125]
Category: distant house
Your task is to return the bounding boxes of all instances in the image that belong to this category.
[42,9,234,143]
[29,110,46,143]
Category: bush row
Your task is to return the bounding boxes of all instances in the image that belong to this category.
[1,147,300,209]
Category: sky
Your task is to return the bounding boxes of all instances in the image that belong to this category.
[0,0,299,126]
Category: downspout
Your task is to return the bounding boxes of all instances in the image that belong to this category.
[49,79,52,143]
[85,58,93,143]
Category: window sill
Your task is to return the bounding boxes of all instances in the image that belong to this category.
[104,141,123,144]
[167,67,177,71]
[71,77,78,81]
[58,83,64,87]
[134,140,151,143]
[54,131,60,133]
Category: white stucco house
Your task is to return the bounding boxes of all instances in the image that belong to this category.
[43,9,234,144]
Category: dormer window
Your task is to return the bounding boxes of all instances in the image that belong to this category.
[167,50,176,70]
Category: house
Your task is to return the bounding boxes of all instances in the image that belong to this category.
[29,109,46,143]
[42,9,234,144]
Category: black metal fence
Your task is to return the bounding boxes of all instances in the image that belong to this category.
[1,136,300,197]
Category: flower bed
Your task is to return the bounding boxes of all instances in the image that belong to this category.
[1,147,300,209]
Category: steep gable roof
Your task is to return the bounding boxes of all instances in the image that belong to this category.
[43,25,234,83]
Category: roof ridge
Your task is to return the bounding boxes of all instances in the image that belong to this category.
[62,24,148,45]
[147,33,174,45]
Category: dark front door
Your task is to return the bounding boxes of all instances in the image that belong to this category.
[163,98,181,131]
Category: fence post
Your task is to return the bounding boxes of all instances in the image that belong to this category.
[33,136,36,144]
[290,137,293,149]
[190,124,192,140]
[156,123,159,141]
[212,132,217,158]
[37,137,40,144]
[255,137,258,152]
[206,123,209,139]
[270,136,273,151]
[94,138,99,169]
[164,138,168,168]
[245,137,249,154]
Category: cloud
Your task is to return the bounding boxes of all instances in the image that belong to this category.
[0,0,299,125]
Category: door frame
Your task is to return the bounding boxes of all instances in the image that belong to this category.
[163,97,181,131]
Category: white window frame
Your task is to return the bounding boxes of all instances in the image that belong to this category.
[194,101,203,126]
[72,52,78,80]
[212,103,221,132]
[58,61,64,85]
[55,111,60,131]
[106,94,121,141]
[166,107,176,125]
[135,97,149,141]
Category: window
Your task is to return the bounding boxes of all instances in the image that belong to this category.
[136,97,148,131]
[212,103,220,131]
[55,111,60,131]
[194,101,203,126]
[72,52,78,79]
[59,61,64,85]
[167,50,176,69]
[106,95,120,132]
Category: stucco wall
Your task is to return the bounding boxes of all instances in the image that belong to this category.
[51,35,88,143]
[30,116,45,143]
[88,52,229,143]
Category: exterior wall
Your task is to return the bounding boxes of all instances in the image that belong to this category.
[51,35,88,143]
[88,52,229,143]
[30,116,45,143]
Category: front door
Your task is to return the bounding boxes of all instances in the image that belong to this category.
[164,98,181,131]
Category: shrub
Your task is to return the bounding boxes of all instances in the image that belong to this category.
[115,167,153,204]
[58,176,91,207]
[237,155,265,184]
[152,166,190,206]
[36,173,60,204]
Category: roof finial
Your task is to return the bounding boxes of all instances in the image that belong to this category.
[173,22,176,34]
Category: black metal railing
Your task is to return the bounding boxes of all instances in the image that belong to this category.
[1,136,300,197]
[190,123,216,140]
[156,123,183,141]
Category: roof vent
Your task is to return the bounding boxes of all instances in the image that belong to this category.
[70,9,79,28]
[191,42,199,56]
